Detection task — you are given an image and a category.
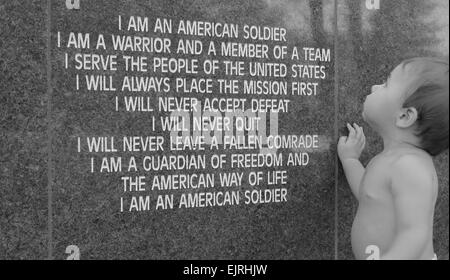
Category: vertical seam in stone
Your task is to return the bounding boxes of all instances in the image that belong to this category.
[46,0,54,260]
[333,0,340,261]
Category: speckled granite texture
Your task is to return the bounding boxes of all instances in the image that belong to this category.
[0,0,448,259]
[0,0,48,259]
[50,0,335,260]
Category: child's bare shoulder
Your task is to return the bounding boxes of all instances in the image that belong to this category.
[387,150,437,193]
[390,149,434,170]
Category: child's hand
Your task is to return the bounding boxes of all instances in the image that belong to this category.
[338,123,366,161]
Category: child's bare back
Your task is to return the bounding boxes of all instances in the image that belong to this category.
[351,148,438,260]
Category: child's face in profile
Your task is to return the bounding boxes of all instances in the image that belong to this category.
[362,64,412,131]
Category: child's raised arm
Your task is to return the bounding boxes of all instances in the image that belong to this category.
[338,123,366,200]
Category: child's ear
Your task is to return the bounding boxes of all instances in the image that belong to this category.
[396,107,418,128]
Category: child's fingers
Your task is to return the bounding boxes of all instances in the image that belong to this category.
[360,127,366,145]
[347,123,356,138]
[354,123,362,139]
[358,126,365,144]
[338,136,347,145]
[355,124,364,145]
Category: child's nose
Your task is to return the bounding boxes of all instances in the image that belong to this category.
[371,84,380,93]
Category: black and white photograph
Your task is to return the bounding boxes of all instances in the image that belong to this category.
[0,0,448,266]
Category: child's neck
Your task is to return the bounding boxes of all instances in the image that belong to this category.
[381,134,422,153]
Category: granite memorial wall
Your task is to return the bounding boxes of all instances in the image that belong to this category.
[0,0,448,260]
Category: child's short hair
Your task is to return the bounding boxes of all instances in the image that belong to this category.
[401,57,449,156]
